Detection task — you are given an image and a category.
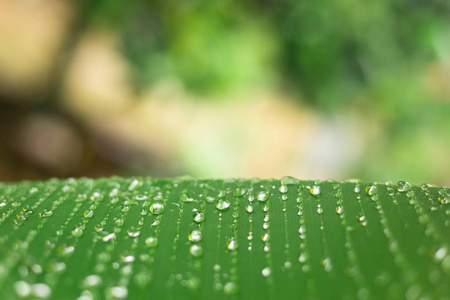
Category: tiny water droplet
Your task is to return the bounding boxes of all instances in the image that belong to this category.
[354,186,361,193]
[309,186,320,196]
[262,267,271,277]
[223,282,238,295]
[102,233,115,242]
[84,210,94,219]
[396,181,412,192]
[227,238,238,250]
[216,199,231,210]
[336,206,344,214]
[190,245,203,258]
[150,203,165,215]
[127,231,140,238]
[180,193,193,202]
[188,230,202,242]
[279,185,288,194]
[145,237,158,248]
[39,209,53,218]
[366,185,378,196]
[257,190,270,202]
[245,205,254,213]
[281,176,299,185]
[72,226,84,238]
[261,233,270,242]
[194,212,205,223]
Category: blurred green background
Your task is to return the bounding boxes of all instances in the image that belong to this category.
[0,0,449,185]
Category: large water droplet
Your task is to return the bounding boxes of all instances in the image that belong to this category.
[257,190,270,202]
[227,238,238,250]
[194,212,205,223]
[396,181,412,192]
[150,203,165,215]
[309,186,320,196]
[84,210,94,219]
[190,245,203,258]
[188,230,202,243]
[281,176,299,185]
[223,282,238,295]
[39,209,53,218]
[261,233,270,242]
[72,226,84,238]
[180,193,193,202]
[127,231,140,238]
[145,237,158,248]
[262,267,271,277]
[366,185,378,196]
[216,199,231,210]
[279,185,288,194]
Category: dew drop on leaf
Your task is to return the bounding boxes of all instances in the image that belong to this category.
[309,186,320,196]
[216,199,231,210]
[396,181,412,192]
[194,212,205,223]
[188,230,202,243]
[150,203,165,215]
[190,245,203,258]
[145,237,158,248]
[366,185,378,196]
[257,190,270,202]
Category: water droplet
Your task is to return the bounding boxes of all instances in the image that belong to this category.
[128,179,139,191]
[317,206,323,214]
[84,210,94,219]
[262,267,271,277]
[281,176,299,185]
[190,245,203,258]
[150,203,165,215]
[336,206,344,214]
[121,206,130,213]
[366,185,378,196]
[72,226,84,238]
[216,199,231,210]
[396,181,412,192]
[299,253,306,263]
[309,186,320,196]
[234,188,246,197]
[354,185,361,193]
[145,237,158,248]
[188,230,202,242]
[257,190,270,202]
[180,193,193,202]
[39,209,53,218]
[223,282,238,295]
[279,185,288,194]
[261,233,270,242]
[245,205,253,213]
[194,212,205,223]
[227,238,238,250]
[102,233,115,242]
[127,231,140,238]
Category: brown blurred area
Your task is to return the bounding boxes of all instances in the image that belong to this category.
[0,0,449,184]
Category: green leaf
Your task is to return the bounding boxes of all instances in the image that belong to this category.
[0,177,449,299]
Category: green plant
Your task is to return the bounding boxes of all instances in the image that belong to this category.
[0,177,449,299]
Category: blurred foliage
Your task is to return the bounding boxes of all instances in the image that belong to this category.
[78,0,450,105]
